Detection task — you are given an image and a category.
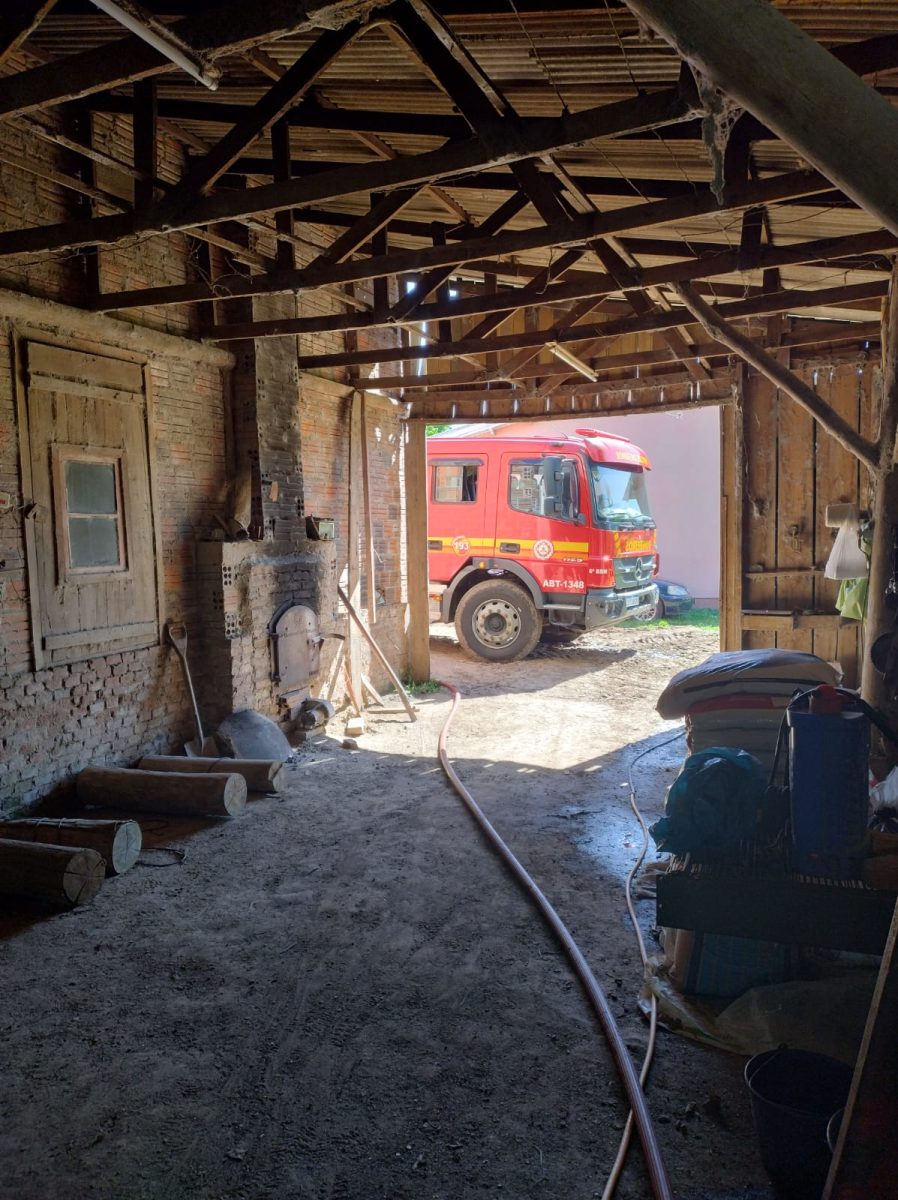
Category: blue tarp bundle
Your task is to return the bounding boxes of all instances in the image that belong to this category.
[650,746,767,855]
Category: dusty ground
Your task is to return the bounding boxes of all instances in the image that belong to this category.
[0,621,776,1200]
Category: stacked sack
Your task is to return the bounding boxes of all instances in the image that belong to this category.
[657,649,841,773]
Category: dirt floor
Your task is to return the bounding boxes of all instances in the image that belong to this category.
[0,621,777,1200]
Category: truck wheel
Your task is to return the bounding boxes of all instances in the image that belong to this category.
[455,579,541,662]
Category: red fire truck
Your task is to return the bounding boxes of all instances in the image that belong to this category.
[427,428,659,661]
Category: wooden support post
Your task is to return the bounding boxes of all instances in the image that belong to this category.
[720,365,744,651]
[70,104,100,299]
[405,418,431,684]
[360,394,377,626]
[338,584,417,721]
[132,77,157,208]
[270,116,295,270]
[347,390,363,708]
[371,193,388,321]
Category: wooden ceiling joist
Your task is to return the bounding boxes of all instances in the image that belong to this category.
[0,0,890,413]
[0,82,699,258]
[292,278,889,372]
[86,166,838,313]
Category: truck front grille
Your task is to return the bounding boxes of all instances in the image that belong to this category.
[614,555,654,590]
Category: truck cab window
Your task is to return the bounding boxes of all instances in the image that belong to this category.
[509,458,579,521]
[432,461,479,503]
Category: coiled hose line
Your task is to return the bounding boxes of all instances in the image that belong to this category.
[437,682,673,1200]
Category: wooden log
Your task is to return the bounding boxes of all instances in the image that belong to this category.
[0,818,141,876]
[77,767,247,817]
[0,839,104,906]
[137,756,286,795]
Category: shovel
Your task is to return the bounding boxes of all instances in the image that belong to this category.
[165,621,218,757]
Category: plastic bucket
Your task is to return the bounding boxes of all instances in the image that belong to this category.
[744,1048,853,1200]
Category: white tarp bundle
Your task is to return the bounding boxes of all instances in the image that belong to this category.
[657,649,840,719]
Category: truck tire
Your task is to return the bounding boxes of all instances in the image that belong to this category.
[455,579,541,662]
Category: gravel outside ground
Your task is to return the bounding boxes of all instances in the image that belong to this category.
[0,621,776,1200]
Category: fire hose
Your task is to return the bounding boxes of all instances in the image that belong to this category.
[437,681,674,1200]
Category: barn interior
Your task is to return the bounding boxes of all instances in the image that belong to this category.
[1,1,898,1197]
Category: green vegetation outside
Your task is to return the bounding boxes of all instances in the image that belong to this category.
[621,606,720,631]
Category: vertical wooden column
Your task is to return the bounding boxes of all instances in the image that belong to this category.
[132,78,157,208]
[360,395,377,626]
[405,418,431,683]
[371,193,388,322]
[271,117,296,271]
[719,369,744,651]
[71,104,99,298]
[347,391,364,704]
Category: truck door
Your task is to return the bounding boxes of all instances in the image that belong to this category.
[497,451,590,597]
[427,455,492,583]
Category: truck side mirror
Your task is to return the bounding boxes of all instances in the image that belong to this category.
[538,455,565,517]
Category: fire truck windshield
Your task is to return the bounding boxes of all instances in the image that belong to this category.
[589,462,655,529]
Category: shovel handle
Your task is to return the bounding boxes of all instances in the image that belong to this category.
[164,620,205,744]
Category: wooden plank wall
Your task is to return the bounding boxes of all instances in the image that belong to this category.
[723,360,876,686]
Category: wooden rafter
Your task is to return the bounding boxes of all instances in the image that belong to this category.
[674,283,878,470]
[152,22,362,209]
[186,228,897,335]
[86,166,835,312]
[0,83,700,258]
[0,0,57,69]
[288,279,888,371]
[0,0,376,117]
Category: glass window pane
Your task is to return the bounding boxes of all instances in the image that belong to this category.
[65,460,117,514]
[69,516,120,567]
[509,459,540,514]
[432,462,478,503]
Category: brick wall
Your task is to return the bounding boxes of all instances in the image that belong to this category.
[0,101,412,807]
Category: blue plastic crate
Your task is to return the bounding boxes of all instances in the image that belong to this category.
[787,709,869,878]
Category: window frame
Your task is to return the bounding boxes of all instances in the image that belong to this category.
[430,458,482,505]
[507,455,583,524]
[51,444,132,581]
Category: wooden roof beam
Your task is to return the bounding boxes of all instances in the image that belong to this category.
[0,0,377,118]
[289,278,889,370]
[97,194,891,317]
[674,281,879,472]
[0,1,57,69]
[623,0,898,237]
[0,82,700,258]
[153,22,362,207]
[361,321,882,393]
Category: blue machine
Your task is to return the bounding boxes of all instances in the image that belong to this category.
[787,693,870,879]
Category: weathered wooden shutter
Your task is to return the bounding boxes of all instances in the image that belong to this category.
[21,341,159,667]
